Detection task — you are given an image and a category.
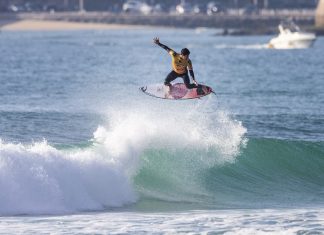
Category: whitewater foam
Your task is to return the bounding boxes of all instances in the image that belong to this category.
[97,101,247,164]
[2,209,324,234]
[0,140,136,215]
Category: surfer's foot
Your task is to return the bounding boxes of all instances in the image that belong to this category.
[163,84,171,98]
[164,84,171,93]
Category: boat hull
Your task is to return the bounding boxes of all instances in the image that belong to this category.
[268,31,316,49]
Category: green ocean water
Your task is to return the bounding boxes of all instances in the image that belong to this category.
[133,138,324,210]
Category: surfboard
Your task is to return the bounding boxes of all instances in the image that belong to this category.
[140,83,213,100]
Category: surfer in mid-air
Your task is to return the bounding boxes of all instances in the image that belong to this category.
[153,37,198,90]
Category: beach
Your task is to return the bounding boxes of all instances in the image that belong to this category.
[0,19,148,31]
[0,10,318,34]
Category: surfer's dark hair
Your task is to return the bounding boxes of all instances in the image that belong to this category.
[181,48,190,56]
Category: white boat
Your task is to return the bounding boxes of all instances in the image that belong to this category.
[268,23,316,49]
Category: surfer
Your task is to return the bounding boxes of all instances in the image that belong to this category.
[153,37,198,90]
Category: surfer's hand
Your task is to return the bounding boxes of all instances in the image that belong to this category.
[193,80,198,86]
[153,37,160,44]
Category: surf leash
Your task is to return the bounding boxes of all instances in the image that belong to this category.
[211,89,217,96]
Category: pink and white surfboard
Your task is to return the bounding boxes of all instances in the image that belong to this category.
[140,83,214,100]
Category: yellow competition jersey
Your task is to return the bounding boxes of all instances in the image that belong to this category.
[169,50,193,74]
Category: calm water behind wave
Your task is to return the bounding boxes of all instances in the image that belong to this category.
[0,29,323,143]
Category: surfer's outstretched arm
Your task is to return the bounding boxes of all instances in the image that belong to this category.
[153,37,172,53]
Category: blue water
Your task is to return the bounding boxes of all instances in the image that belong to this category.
[0,28,323,233]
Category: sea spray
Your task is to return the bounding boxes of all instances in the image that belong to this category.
[96,103,247,205]
[98,100,247,165]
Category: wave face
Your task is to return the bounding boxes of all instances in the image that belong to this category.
[135,138,324,210]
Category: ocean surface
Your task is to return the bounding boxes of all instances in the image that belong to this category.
[0,28,323,234]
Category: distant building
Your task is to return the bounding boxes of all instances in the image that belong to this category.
[0,0,320,12]
[316,0,324,27]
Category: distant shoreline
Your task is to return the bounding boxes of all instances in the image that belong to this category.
[0,19,154,31]
[0,12,323,35]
